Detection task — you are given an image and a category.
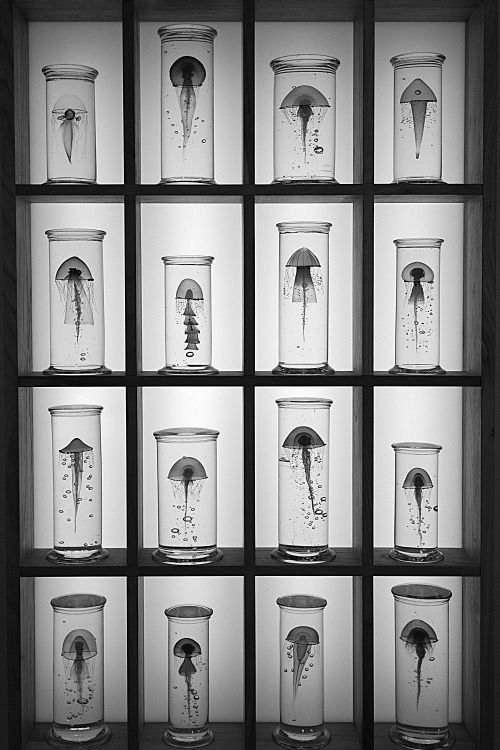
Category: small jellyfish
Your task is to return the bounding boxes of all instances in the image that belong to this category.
[51,93,88,163]
[283,426,326,517]
[402,261,434,352]
[176,278,204,359]
[400,78,437,159]
[403,467,433,547]
[59,437,93,533]
[285,247,321,340]
[400,619,437,709]
[61,629,97,707]
[285,625,319,700]
[174,637,201,720]
[168,456,207,535]
[280,85,330,163]
[169,56,206,155]
[55,256,95,345]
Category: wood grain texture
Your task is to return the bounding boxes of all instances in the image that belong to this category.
[14,0,122,21]
[18,387,34,555]
[462,389,481,562]
[14,5,29,183]
[255,0,361,22]
[463,198,482,373]
[352,576,363,741]
[136,0,243,21]
[463,577,480,745]
[20,577,35,747]
[352,200,363,372]
[16,200,32,374]
[352,387,363,552]
[374,0,482,22]
[464,6,484,183]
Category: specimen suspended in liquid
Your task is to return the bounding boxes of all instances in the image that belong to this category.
[55,256,95,345]
[285,247,321,340]
[280,85,330,164]
[51,93,88,163]
[403,466,433,547]
[400,78,437,160]
[168,456,207,537]
[402,260,434,354]
[285,625,319,701]
[283,426,326,518]
[59,437,93,533]
[170,56,206,155]
[61,628,97,707]
[400,618,438,709]
[176,278,204,357]
[174,637,202,721]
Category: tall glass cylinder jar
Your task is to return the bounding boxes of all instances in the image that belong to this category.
[159,256,218,375]
[45,229,110,375]
[274,594,329,749]
[390,443,443,563]
[391,53,445,183]
[47,405,107,564]
[273,398,334,563]
[47,593,110,748]
[390,238,444,374]
[164,604,214,748]
[153,427,222,564]
[274,222,333,374]
[390,584,453,749]
[270,55,340,183]
[158,24,217,184]
[43,64,98,184]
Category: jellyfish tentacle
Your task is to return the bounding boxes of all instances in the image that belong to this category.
[174,638,201,721]
[298,104,313,163]
[400,620,437,710]
[170,56,206,156]
[286,626,319,703]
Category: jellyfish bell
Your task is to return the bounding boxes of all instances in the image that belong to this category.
[402,261,434,284]
[59,437,93,455]
[168,456,207,482]
[403,467,433,490]
[169,56,206,88]
[400,78,437,159]
[173,637,202,659]
[280,85,329,111]
[61,628,97,660]
[56,256,94,282]
[176,278,203,300]
[285,625,320,699]
[283,426,325,450]
[286,625,320,646]
[52,93,88,163]
[400,618,438,647]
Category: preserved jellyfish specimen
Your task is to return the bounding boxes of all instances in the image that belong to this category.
[402,261,434,356]
[170,56,206,157]
[400,79,436,160]
[55,256,95,346]
[59,437,94,533]
[168,456,207,539]
[286,625,320,700]
[280,86,330,166]
[176,278,204,356]
[285,247,321,340]
[52,94,88,164]
[283,426,326,519]
[403,467,432,548]
[174,637,202,722]
[62,629,97,708]
[400,619,438,710]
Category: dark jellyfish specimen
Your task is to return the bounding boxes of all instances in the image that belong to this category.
[285,625,320,700]
[169,56,207,154]
[174,637,202,719]
[168,456,207,535]
[285,247,321,340]
[280,85,330,162]
[55,256,95,345]
[400,78,437,159]
[400,619,438,709]
[52,93,88,163]
[176,278,204,358]
[61,628,97,706]
[403,466,433,547]
[60,437,93,533]
[283,426,326,517]
[401,261,434,352]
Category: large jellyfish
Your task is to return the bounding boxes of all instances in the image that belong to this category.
[400,78,437,159]
[174,637,202,720]
[62,628,97,707]
[283,426,326,518]
[402,261,434,353]
[285,625,320,700]
[284,247,322,339]
[176,278,204,358]
[403,467,433,547]
[51,93,88,163]
[168,456,207,536]
[169,56,206,155]
[280,85,330,163]
[55,256,95,345]
[59,437,93,533]
[400,619,437,709]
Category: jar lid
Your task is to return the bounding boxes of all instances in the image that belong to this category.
[270,54,340,74]
[49,404,103,416]
[277,221,332,234]
[45,229,106,242]
[157,24,217,43]
[392,442,442,452]
[165,604,213,619]
[162,255,214,265]
[277,594,327,609]
[42,64,99,81]
[391,583,452,601]
[390,52,446,68]
[154,427,219,442]
[276,397,332,408]
[51,593,106,609]
[393,238,444,248]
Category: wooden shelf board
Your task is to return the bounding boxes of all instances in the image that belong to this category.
[256,547,362,570]
[375,723,476,749]
[27,723,128,749]
[257,722,360,749]
[139,547,244,571]
[141,722,244,749]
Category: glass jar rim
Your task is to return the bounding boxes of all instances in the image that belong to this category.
[277,594,327,610]
[390,52,446,68]
[393,238,444,248]
[162,255,214,265]
[276,397,332,408]
[158,24,217,42]
[42,64,99,81]
[49,404,103,415]
[392,441,442,452]
[270,54,340,74]
[51,593,106,609]
[277,221,332,234]
[165,604,213,619]
[154,427,219,441]
[391,583,452,601]
[45,229,106,242]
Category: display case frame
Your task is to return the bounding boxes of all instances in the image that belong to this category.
[0,0,498,748]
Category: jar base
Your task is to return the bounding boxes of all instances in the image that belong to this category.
[45,178,97,185]
[43,365,112,375]
[389,548,444,564]
[159,177,216,185]
[158,364,219,375]
[272,363,335,375]
[47,548,110,564]
[47,724,111,748]
[389,364,446,375]
[389,723,454,749]
[392,178,445,184]
[272,178,338,184]
[153,547,223,565]
[271,545,336,564]
[163,727,214,748]
[273,724,331,748]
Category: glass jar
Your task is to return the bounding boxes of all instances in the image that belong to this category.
[391,443,443,563]
[159,256,218,375]
[47,404,107,564]
[47,593,110,748]
[390,238,445,374]
[390,584,454,749]
[391,53,445,183]
[158,24,217,184]
[153,427,222,564]
[45,229,110,375]
[274,222,333,374]
[273,398,334,563]
[42,64,98,184]
[274,594,329,748]
[270,55,340,183]
[164,604,214,747]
